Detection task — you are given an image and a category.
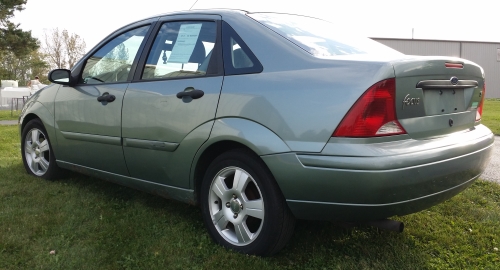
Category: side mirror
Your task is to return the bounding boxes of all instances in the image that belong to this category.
[48,69,73,86]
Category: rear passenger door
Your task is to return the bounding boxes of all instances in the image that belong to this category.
[121,15,223,188]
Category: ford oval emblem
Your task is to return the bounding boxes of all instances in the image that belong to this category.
[450,76,459,85]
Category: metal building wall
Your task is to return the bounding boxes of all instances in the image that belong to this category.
[372,38,500,98]
[374,39,461,58]
[461,42,500,98]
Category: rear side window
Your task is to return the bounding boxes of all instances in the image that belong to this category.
[230,38,253,69]
[248,13,402,58]
[141,21,217,80]
[222,21,263,75]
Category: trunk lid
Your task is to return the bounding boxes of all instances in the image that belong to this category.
[392,56,484,139]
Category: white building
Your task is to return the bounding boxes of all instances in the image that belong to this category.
[0,80,19,108]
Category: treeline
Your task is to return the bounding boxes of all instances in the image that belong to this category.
[0,0,86,86]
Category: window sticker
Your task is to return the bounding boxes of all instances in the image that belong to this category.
[168,24,202,63]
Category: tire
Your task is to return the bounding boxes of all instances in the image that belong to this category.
[21,118,64,180]
[200,149,295,256]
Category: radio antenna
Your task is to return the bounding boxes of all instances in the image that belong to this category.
[189,0,199,10]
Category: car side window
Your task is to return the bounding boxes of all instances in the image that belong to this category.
[222,21,263,75]
[81,26,150,84]
[141,21,216,80]
[230,38,253,68]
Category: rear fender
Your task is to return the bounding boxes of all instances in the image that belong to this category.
[190,118,291,187]
[207,118,290,155]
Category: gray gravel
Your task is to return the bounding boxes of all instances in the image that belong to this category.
[0,119,497,184]
[0,120,17,125]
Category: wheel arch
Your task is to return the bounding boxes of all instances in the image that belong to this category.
[191,118,291,203]
[20,102,58,158]
[20,113,40,131]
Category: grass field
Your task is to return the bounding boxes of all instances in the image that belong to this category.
[1,124,500,268]
[482,99,500,135]
[0,110,20,121]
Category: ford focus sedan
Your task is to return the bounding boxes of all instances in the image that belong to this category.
[19,9,493,255]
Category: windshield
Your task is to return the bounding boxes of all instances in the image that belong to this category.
[248,13,402,58]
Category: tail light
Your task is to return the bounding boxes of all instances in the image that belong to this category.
[445,62,464,69]
[333,78,406,137]
[476,82,485,121]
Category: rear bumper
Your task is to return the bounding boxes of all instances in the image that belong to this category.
[262,125,494,221]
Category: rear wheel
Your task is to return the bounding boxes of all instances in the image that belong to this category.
[200,149,295,255]
[21,119,64,179]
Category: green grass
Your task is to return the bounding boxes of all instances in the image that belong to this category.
[482,99,500,135]
[0,110,20,121]
[1,126,500,269]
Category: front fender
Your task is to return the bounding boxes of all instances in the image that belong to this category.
[20,101,56,145]
[19,84,59,145]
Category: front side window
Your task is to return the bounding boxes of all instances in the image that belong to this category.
[81,26,150,84]
[141,21,216,80]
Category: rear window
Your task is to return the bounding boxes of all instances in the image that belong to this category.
[248,13,402,58]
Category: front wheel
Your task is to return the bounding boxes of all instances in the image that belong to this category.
[200,149,295,256]
[21,119,64,179]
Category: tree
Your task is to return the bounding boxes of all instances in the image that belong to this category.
[0,0,38,57]
[63,30,86,68]
[0,0,42,84]
[42,28,65,69]
[28,49,50,83]
[42,28,86,69]
[0,48,50,85]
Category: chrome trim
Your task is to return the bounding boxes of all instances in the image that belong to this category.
[416,79,478,89]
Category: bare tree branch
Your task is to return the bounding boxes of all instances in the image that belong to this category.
[63,30,86,69]
[42,28,66,69]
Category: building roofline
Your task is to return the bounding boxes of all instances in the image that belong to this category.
[371,37,500,45]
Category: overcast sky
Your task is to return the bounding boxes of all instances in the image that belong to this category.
[12,0,499,52]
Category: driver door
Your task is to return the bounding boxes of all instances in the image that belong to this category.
[54,24,152,175]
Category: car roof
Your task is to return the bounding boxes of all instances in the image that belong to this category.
[139,8,249,21]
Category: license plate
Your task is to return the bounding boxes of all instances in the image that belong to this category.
[423,88,466,115]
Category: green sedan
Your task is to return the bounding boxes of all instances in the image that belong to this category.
[19,10,493,256]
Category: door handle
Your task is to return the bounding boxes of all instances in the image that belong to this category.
[176,88,204,99]
[97,92,116,103]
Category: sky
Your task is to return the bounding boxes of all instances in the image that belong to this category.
[12,0,500,53]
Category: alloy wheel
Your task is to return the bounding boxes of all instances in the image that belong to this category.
[208,166,264,246]
[24,128,50,176]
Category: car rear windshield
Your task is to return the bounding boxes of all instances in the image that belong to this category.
[248,13,402,58]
